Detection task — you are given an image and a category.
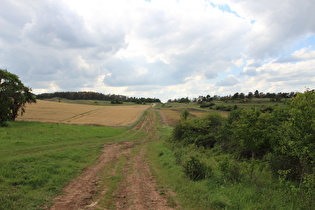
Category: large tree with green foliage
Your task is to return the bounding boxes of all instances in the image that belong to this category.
[0,69,36,126]
[271,89,315,181]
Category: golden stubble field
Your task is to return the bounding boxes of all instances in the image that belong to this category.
[17,100,150,127]
[157,107,229,126]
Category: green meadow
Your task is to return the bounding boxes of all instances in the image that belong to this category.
[0,121,126,209]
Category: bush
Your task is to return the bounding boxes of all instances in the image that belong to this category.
[172,114,223,148]
[214,105,235,111]
[200,103,215,108]
[269,154,302,181]
[219,159,242,183]
[111,99,123,104]
[184,156,212,181]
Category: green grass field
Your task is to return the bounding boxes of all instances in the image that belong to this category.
[0,98,310,209]
[0,121,127,209]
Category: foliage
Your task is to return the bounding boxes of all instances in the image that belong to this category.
[110,99,123,104]
[149,130,308,209]
[183,156,212,181]
[171,90,296,104]
[169,90,315,207]
[199,102,215,108]
[301,171,315,207]
[270,89,315,181]
[180,109,190,121]
[37,91,161,104]
[225,108,275,158]
[0,69,36,126]
[172,114,223,148]
[218,159,242,183]
[213,104,237,111]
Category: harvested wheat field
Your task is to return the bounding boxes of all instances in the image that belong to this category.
[17,100,150,126]
[157,107,228,126]
[157,107,209,126]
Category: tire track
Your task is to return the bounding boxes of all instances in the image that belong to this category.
[49,108,177,210]
[50,142,134,210]
[60,108,103,123]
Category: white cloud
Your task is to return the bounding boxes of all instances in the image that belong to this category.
[226,0,315,59]
[239,48,315,93]
[215,75,239,87]
[234,58,244,67]
[0,0,314,101]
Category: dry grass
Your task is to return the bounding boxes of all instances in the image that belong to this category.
[17,100,150,127]
[157,107,229,126]
[157,107,209,126]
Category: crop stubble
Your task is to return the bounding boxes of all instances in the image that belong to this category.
[17,100,150,126]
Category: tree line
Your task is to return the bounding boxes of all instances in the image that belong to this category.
[168,90,297,103]
[36,91,161,104]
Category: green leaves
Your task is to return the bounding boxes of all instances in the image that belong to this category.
[0,69,36,126]
[172,113,223,148]
[271,90,315,181]
[183,156,212,181]
[172,89,315,183]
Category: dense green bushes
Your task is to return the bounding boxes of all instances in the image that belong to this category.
[170,90,315,205]
[183,156,212,181]
[199,102,215,108]
[173,114,223,148]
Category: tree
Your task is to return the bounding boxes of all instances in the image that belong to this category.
[271,90,315,181]
[232,92,239,100]
[239,92,245,99]
[180,109,190,121]
[224,108,274,158]
[0,69,36,126]
[247,92,253,99]
[254,90,259,98]
[173,113,223,148]
[206,94,212,102]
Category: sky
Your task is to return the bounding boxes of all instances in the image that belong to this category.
[0,0,315,102]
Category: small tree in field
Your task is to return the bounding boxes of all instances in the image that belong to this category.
[0,69,36,126]
[180,109,190,121]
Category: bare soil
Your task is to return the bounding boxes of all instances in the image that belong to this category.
[114,146,173,210]
[49,109,177,210]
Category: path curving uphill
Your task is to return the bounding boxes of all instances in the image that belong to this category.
[50,108,177,209]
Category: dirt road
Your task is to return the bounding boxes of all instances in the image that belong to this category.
[50,109,176,209]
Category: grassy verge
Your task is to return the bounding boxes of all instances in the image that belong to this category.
[0,121,126,209]
[97,152,128,209]
[147,126,308,209]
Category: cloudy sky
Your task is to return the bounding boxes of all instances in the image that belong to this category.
[1,0,314,102]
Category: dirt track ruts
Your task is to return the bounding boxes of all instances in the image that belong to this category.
[49,108,176,209]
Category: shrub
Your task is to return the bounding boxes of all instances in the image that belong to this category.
[180,109,190,121]
[111,99,123,104]
[200,103,215,108]
[183,156,212,181]
[172,114,223,148]
[219,159,242,183]
[269,154,302,181]
[215,105,234,111]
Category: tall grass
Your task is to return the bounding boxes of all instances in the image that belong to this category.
[0,121,126,209]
